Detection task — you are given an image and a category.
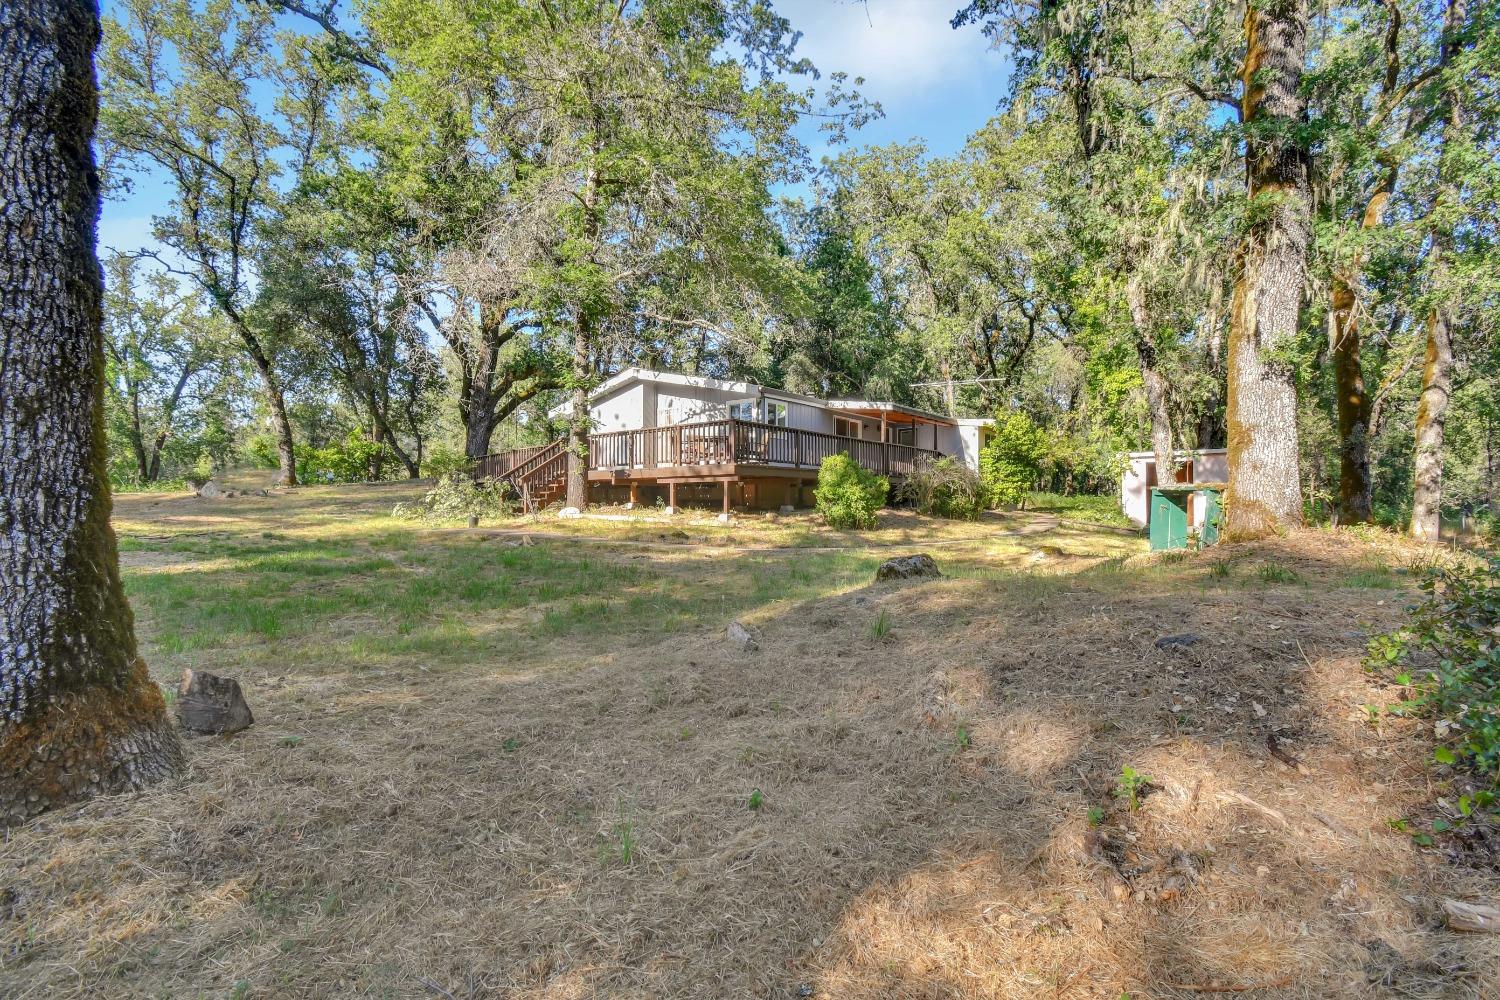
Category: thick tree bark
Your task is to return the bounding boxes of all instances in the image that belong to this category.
[1330,174,1394,525]
[1224,0,1311,539]
[1410,0,1467,542]
[1126,275,1175,481]
[1,0,185,825]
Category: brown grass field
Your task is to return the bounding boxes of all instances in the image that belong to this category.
[2,481,1497,999]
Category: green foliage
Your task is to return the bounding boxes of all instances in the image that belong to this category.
[899,456,984,520]
[392,476,517,522]
[1026,492,1136,530]
[980,413,1049,509]
[1367,557,1500,808]
[295,431,394,484]
[423,446,473,480]
[747,788,764,811]
[1114,765,1151,811]
[871,609,893,641]
[813,454,888,529]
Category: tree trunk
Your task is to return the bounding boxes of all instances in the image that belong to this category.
[1410,306,1453,540]
[1127,275,1175,481]
[256,353,298,487]
[1224,0,1311,539]
[1,0,185,825]
[1330,174,1394,525]
[565,317,590,510]
[1410,0,1467,542]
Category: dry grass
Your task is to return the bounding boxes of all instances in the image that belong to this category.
[2,487,1496,999]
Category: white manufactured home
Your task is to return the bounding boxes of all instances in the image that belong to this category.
[484,368,993,511]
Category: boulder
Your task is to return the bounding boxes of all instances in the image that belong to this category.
[558,506,582,519]
[176,669,254,735]
[875,554,941,582]
[196,480,223,499]
[727,621,759,651]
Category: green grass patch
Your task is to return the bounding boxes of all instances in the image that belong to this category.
[1026,492,1138,530]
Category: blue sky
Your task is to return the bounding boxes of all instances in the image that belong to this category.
[98,0,1013,255]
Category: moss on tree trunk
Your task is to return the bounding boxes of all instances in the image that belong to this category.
[0,0,185,825]
[1224,0,1311,539]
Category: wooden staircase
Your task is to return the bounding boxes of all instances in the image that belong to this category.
[478,440,567,513]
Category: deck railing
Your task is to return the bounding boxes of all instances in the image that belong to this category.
[586,418,942,477]
[475,442,555,480]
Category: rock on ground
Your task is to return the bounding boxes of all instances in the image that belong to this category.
[196,480,222,499]
[727,621,759,651]
[176,670,254,735]
[1154,632,1204,650]
[875,553,941,582]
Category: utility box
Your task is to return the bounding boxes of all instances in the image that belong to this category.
[1150,485,1224,551]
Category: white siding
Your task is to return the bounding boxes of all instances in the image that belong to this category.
[656,383,737,425]
[590,382,647,431]
[777,398,834,433]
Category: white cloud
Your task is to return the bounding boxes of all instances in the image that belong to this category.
[778,0,993,104]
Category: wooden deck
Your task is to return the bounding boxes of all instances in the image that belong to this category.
[585,418,941,482]
[479,418,945,512]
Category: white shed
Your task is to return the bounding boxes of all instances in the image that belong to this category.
[1120,448,1228,528]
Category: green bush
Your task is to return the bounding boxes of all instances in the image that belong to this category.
[392,475,517,521]
[814,453,888,529]
[980,412,1049,509]
[296,431,395,484]
[423,445,473,479]
[1367,555,1500,818]
[899,456,983,520]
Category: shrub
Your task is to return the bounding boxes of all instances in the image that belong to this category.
[1367,555,1499,817]
[296,431,395,484]
[423,445,473,479]
[392,475,517,521]
[980,412,1048,509]
[814,453,888,529]
[899,456,983,520]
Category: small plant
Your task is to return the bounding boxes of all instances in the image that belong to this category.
[277,736,303,748]
[1114,765,1151,811]
[954,724,971,751]
[1207,558,1232,580]
[898,456,983,520]
[1257,563,1302,585]
[500,737,521,752]
[747,787,764,811]
[813,454,888,529]
[1087,806,1106,828]
[870,609,892,641]
[603,800,637,866]
[1366,555,1499,818]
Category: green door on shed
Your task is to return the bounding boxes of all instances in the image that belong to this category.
[1198,487,1223,547]
[1149,488,1190,551]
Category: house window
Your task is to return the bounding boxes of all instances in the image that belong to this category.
[764,401,788,427]
[728,399,758,421]
[834,417,860,438]
[894,426,915,446]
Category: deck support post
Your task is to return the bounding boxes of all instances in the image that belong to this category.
[720,479,732,521]
[666,481,678,515]
[626,481,640,510]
